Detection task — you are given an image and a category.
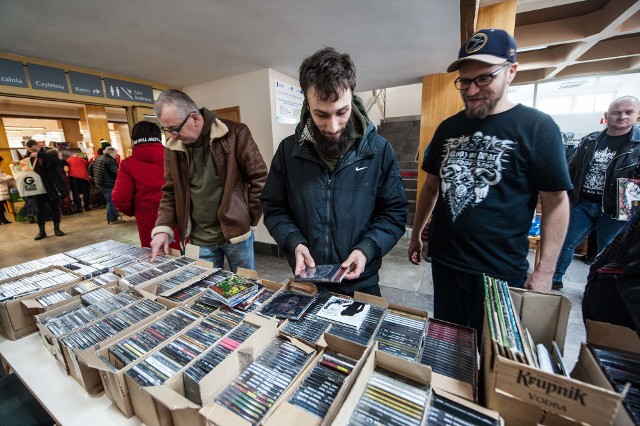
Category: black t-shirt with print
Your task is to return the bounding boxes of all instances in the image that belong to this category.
[580,131,631,203]
[422,104,572,280]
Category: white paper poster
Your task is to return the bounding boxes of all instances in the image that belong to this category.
[275,80,304,124]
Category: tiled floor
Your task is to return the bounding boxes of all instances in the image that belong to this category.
[0,208,590,370]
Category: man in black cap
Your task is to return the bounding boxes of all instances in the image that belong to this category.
[408,29,572,335]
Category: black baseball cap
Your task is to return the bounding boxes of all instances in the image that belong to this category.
[447,29,517,72]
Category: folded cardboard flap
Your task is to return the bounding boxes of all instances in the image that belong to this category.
[21,298,45,309]
[198,319,278,405]
[353,291,388,308]
[509,288,571,352]
[145,385,200,410]
[586,320,640,353]
[323,332,367,360]
[387,302,429,318]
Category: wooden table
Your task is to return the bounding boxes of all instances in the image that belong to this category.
[0,333,141,426]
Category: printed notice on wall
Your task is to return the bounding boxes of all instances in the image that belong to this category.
[275,80,304,124]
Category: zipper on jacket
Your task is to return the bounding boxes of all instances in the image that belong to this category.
[324,177,332,261]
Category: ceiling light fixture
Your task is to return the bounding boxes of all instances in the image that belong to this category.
[517,45,548,53]
[5,126,47,131]
[557,81,587,89]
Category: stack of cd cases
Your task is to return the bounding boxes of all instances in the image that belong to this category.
[419,318,477,396]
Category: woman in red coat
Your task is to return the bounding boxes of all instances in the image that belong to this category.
[112,121,180,250]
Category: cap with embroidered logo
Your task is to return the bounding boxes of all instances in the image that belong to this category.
[447,28,517,73]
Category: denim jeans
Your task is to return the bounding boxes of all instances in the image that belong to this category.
[553,199,626,282]
[99,186,118,223]
[198,231,255,272]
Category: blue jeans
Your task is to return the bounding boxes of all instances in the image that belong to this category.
[198,231,255,272]
[553,199,626,282]
[99,187,118,223]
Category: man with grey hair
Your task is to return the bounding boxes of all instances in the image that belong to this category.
[89,146,121,224]
[553,95,640,289]
[150,89,268,272]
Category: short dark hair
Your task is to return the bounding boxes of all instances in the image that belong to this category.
[299,47,356,102]
[131,121,161,141]
[26,139,38,148]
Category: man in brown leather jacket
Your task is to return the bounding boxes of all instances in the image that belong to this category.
[150,89,268,272]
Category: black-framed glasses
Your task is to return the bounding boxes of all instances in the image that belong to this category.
[454,64,510,90]
[161,111,196,134]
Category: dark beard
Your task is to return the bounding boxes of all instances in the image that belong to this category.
[310,115,355,158]
[464,97,498,119]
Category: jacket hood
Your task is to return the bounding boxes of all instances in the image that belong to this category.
[131,142,165,165]
[164,108,229,153]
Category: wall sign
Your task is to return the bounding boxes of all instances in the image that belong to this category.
[27,64,69,93]
[69,71,104,97]
[275,80,304,124]
[104,78,154,104]
[0,58,28,88]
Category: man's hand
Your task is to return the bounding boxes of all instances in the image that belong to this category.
[294,244,315,275]
[524,270,553,292]
[150,233,170,261]
[408,236,423,265]
[342,250,366,280]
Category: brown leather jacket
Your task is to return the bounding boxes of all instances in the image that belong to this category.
[152,114,268,248]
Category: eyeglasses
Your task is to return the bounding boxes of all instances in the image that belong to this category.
[454,64,510,90]
[161,111,196,134]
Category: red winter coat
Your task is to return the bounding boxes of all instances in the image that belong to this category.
[112,143,180,250]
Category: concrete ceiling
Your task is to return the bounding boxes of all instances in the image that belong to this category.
[0,0,638,91]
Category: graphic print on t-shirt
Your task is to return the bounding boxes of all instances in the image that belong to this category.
[582,147,617,197]
[440,131,514,220]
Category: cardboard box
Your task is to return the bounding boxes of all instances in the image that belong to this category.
[332,346,501,425]
[34,285,120,359]
[0,266,82,340]
[421,318,478,402]
[572,321,640,426]
[74,306,208,417]
[483,289,623,425]
[199,331,317,426]
[62,299,167,393]
[119,257,213,291]
[134,313,278,426]
[22,280,119,315]
[154,267,281,311]
[262,333,372,426]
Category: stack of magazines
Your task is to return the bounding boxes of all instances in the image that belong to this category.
[205,274,262,308]
[483,275,538,367]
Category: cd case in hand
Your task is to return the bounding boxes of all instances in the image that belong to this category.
[294,264,351,283]
[316,296,370,329]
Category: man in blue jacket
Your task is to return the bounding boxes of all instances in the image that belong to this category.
[261,47,408,296]
[553,96,640,289]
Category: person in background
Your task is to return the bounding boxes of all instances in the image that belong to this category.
[24,140,67,239]
[0,155,14,224]
[66,152,91,213]
[408,29,571,337]
[100,139,121,166]
[150,89,268,271]
[89,146,122,224]
[553,96,640,290]
[112,121,180,250]
[261,47,408,296]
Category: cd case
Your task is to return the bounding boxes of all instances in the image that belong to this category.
[260,291,315,320]
[294,264,351,283]
[316,296,370,329]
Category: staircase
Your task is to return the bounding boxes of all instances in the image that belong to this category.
[377,115,421,227]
